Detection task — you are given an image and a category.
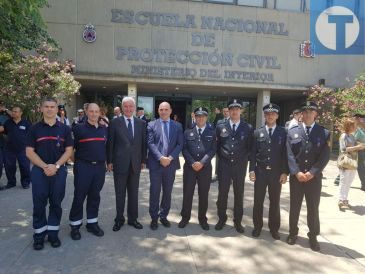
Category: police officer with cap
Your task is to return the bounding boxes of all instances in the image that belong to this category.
[26,97,73,250]
[215,99,253,233]
[249,103,288,240]
[179,107,216,230]
[69,103,107,240]
[286,101,330,251]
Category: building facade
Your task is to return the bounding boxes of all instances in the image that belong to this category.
[42,0,365,127]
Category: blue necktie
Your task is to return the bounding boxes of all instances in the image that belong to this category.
[306,126,311,135]
[162,121,169,156]
[269,128,273,138]
[127,118,133,142]
[232,124,236,134]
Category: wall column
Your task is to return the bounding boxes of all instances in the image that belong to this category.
[128,83,137,102]
[256,90,271,128]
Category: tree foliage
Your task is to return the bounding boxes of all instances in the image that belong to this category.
[0,0,56,58]
[0,44,80,122]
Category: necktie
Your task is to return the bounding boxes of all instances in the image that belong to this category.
[269,128,273,138]
[162,121,169,156]
[198,128,202,136]
[127,118,133,142]
[306,126,311,135]
[232,124,236,134]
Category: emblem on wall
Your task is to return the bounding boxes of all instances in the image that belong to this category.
[300,41,315,58]
[83,23,96,43]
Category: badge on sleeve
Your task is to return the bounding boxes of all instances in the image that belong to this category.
[190,132,194,137]
[294,133,299,139]
[222,128,226,133]
[260,133,264,137]
[19,126,26,130]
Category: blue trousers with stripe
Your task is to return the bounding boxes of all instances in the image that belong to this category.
[31,166,67,240]
[69,161,105,227]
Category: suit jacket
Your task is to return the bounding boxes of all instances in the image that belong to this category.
[147,119,184,170]
[107,116,147,174]
[139,115,150,124]
[183,125,217,166]
[186,118,196,129]
[286,123,330,178]
[249,125,289,176]
[216,119,253,165]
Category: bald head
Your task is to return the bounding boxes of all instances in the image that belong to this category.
[158,101,172,121]
[86,103,100,125]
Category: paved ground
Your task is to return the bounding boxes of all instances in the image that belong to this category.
[0,156,364,274]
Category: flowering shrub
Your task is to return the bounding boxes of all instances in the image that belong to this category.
[0,45,80,122]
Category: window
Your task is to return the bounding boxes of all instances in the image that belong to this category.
[275,0,303,12]
[206,0,235,4]
[237,0,264,8]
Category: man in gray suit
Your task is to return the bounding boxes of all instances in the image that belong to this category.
[107,97,147,231]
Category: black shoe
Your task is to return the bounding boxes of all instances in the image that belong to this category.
[160,218,171,228]
[271,231,280,240]
[150,220,158,230]
[286,235,297,245]
[0,186,5,191]
[178,219,189,228]
[113,219,125,231]
[33,239,44,250]
[251,228,261,238]
[48,237,61,248]
[86,223,104,237]
[361,186,365,191]
[128,220,143,229]
[234,222,245,234]
[5,184,15,189]
[308,233,320,251]
[200,222,210,231]
[22,185,30,189]
[70,227,81,240]
[215,220,226,230]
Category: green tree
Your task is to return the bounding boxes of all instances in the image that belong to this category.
[0,44,80,122]
[0,0,56,58]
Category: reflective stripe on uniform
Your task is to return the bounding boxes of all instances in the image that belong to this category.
[87,218,98,224]
[70,220,82,226]
[47,225,60,231]
[34,225,48,234]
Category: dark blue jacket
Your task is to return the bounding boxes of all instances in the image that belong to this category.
[216,119,253,165]
[249,125,289,175]
[183,125,217,166]
[286,123,330,177]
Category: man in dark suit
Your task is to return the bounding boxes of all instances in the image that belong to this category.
[179,107,216,230]
[213,107,223,127]
[215,99,253,233]
[286,101,330,251]
[107,97,147,231]
[186,112,196,129]
[147,101,184,230]
[137,107,150,123]
[249,103,288,240]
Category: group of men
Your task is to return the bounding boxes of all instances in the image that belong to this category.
[3,96,330,253]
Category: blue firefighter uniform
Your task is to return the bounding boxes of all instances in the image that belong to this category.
[3,118,32,188]
[69,121,107,237]
[27,121,73,242]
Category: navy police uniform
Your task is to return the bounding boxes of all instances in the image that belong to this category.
[3,118,32,188]
[69,121,107,230]
[250,103,289,235]
[180,107,217,227]
[286,102,330,240]
[27,121,73,241]
[216,100,253,227]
